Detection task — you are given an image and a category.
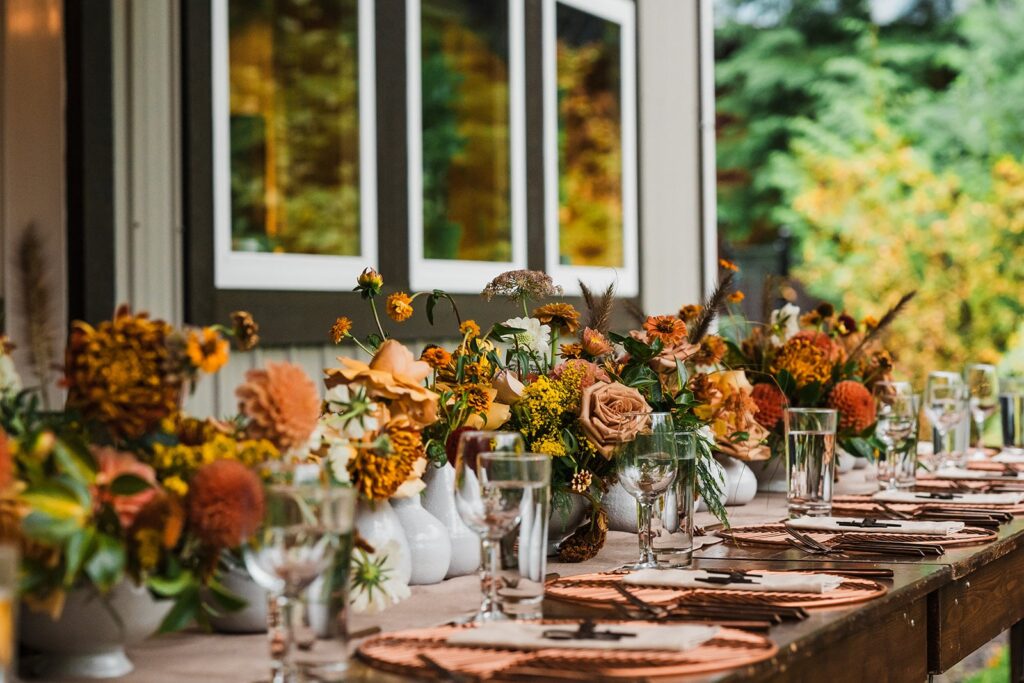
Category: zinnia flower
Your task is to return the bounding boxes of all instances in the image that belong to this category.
[349,541,410,615]
[678,304,703,324]
[237,362,322,452]
[693,336,727,367]
[188,459,264,549]
[559,343,583,359]
[502,317,551,358]
[581,327,613,356]
[186,327,229,373]
[459,320,481,339]
[419,345,452,369]
[642,316,687,346]
[230,311,260,350]
[533,303,580,334]
[347,417,426,501]
[330,317,353,344]
[385,292,414,322]
[771,337,833,388]
[92,446,159,529]
[828,380,877,432]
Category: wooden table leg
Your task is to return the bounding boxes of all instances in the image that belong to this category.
[1012,621,1024,683]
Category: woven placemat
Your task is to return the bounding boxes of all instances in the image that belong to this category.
[357,620,778,680]
[716,522,996,548]
[546,570,886,609]
[833,493,1024,515]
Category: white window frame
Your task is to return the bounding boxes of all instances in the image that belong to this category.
[542,0,639,297]
[406,0,528,293]
[211,0,378,291]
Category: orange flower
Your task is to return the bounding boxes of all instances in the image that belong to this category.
[459,320,481,339]
[237,362,322,451]
[188,460,264,549]
[678,304,703,324]
[533,303,580,334]
[581,327,613,356]
[92,447,159,529]
[559,343,583,359]
[385,292,414,322]
[771,337,833,387]
[693,336,726,366]
[330,317,353,344]
[751,383,787,429]
[642,316,688,346]
[420,345,452,369]
[229,311,260,350]
[728,291,745,303]
[186,327,230,373]
[356,267,384,296]
[828,381,876,432]
[719,258,739,272]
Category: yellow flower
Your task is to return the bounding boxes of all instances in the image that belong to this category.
[356,267,383,296]
[459,320,481,339]
[771,338,833,387]
[163,475,189,497]
[186,327,230,374]
[533,436,567,456]
[385,292,414,322]
[330,317,353,344]
[728,291,745,304]
[134,529,162,570]
[560,343,583,359]
[533,303,581,334]
[420,346,452,369]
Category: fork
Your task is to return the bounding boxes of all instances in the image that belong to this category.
[783,525,840,555]
[877,501,914,520]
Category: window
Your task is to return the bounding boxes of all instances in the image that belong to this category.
[211,0,377,290]
[543,0,638,297]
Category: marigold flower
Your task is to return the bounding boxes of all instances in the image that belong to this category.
[559,343,583,359]
[330,317,353,344]
[186,327,230,374]
[459,320,481,339]
[385,292,414,322]
[719,258,739,272]
[642,315,688,346]
[188,459,264,549]
[347,418,426,501]
[581,327,613,356]
[728,291,745,303]
[771,337,833,388]
[230,311,260,350]
[533,303,580,334]
[420,345,452,369]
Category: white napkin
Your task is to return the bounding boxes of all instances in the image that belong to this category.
[622,568,842,594]
[788,515,964,536]
[934,467,1022,480]
[994,452,1024,464]
[872,489,1024,506]
[447,622,719,652]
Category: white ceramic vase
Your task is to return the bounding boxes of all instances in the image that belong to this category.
[836,447,857,474]
[391,495,451,585]
[548,493,588,554]
[749,457,788,493]
[354,499,412,584]
[603,481,639,532]
[715,454,758,506]
[208,563,268,634]
[20,582,173,679]
[422,462,481,577]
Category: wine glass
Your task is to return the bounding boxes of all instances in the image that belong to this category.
[455,448,549,622]
[616,412,678,569]
[965,363,999,458]
[453,431,526,622]
[873,386,919,489]
[925,371,968,470]
[243,467,356,683]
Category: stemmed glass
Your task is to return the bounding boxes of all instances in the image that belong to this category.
[243,467,357,683]
[925,371,969,470]
[616,412,678,569]
[453,431,526,622]
[965,364,999,458]
[873,385,919,489]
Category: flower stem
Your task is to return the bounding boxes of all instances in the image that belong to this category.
[369,298,387,340]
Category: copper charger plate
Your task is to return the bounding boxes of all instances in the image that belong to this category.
[833,493,1024,516]
[717,522,997,548]
[546,570,887,609]
[357,620,778,680]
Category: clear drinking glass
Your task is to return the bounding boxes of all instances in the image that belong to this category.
[785,408,837,517]
[1001,376,1024,455]
[616,413,678,569]
[455,451,550,621]
[874,389,919,489]
[925,371,969,469]
[965,364,999,458]
[652,430,696,567]
[453,430,525,622]
[243,472,357,683]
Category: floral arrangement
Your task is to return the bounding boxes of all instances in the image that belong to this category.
[325,266,741,562]
[1,305,327,630]
[723,291,915,459]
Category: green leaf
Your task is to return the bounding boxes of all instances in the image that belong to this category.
[207,577,248,613]
[84,534,125,591]
[64,528,96,586]
[22,511,82,542]
[109,474,154,496]
[147,570,195,598]
[20,484,88,523]
[425,294,437,325]
[158,586,201,634]
[51,439,96,484]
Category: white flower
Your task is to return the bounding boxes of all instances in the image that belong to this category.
[768,304,800,346]
[349,540,411,615]
[502,317,551,358]
[326,440,354,485]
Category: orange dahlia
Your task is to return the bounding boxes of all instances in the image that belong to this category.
[828,380,876,433]
[237,362,321,452]
[188,459,264,549]
[751,383,787,429]
[771,337,833,388]
[643,316,687,346]
[385,292,414,322]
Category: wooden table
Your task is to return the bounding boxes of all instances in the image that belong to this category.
[51,471,1024,682]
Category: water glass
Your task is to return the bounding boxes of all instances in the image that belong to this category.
[965,364,999,457]
[1000,377,1024,455]
[925,371,969,469]
[784,408,837,517]
[244,472,357,683]
[652,431,696,567]
[453,431,526,622]
[616,413,678,569]
[874,390,919,489]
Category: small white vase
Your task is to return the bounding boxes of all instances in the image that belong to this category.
[208,563,268,633]
[422,462,481,577]
[749,457,788,493]
[715,455,757,506]
[603,482,640,532]
[836,447,856,474]
[391,495,451,585]
[548,493,588,554]
[696,457,729,512]
[355,499,412,584]
[852,456,867,470]
[20,582,173,678]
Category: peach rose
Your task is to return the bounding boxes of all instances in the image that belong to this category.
[578,381,650,458]
[492,370,525,405]
[92,447,159,529]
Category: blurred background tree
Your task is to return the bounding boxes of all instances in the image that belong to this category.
[715,0,1024,382]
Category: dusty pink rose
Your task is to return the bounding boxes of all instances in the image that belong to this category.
[578,381,650,458]
[92,446,159,528]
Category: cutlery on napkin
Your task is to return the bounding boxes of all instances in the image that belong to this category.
[872,489,1024,506]
[787,515,965,536]
[994,452,1024,464]
[622,568,843,594]
[933,467,1023,480]
[446,622,719,652]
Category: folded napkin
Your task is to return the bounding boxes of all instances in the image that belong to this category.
[993,452,1024,464]
[872,489,1024,506]
[788,515,964,536]
[622,568,842,594]
[933,467,1021,480]
[447,622,719,652]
